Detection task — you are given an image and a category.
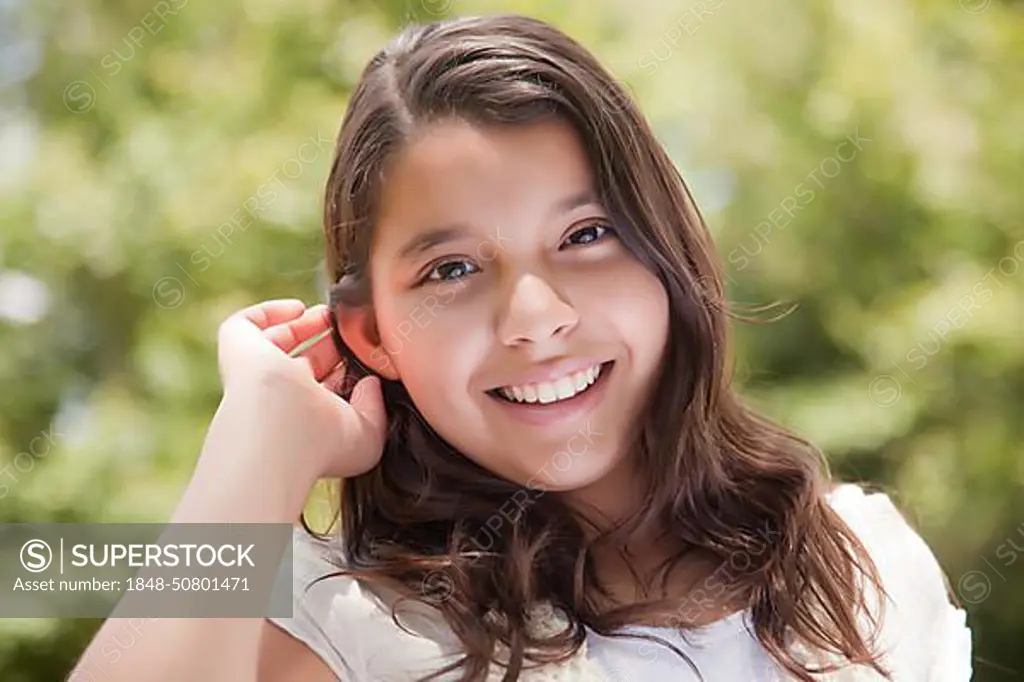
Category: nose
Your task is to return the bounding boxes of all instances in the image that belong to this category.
[498,273,579,347]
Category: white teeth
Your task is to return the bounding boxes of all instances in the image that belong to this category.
[498,363,605,405]
[573,371,589,392]
[554,376,576,400]
[537,383,558,404]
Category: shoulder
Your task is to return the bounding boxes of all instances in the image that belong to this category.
[267,526,462,682]
[259,616,343,682]
[265,526,363,681]
[824,483,973,679]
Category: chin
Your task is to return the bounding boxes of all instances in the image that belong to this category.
[515,455,625,495]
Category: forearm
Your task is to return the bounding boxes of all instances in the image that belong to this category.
[175,387,317,524]
[70,392,317,682]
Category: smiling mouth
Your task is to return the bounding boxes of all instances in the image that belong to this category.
[487,361,615,406]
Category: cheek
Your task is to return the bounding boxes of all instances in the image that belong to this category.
[574,257,670,355]
[376,292,487,404]
[618,270,669,343]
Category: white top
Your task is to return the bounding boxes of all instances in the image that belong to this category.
[584,612,784,681]
[268,484,973,681]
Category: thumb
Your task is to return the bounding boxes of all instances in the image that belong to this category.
[345,375,388,450]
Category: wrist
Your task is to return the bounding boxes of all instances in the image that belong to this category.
[174,449,316,524]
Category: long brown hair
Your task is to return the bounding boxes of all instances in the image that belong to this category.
[313,13,888,681]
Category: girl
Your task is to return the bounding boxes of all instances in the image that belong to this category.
[75,13,972,682]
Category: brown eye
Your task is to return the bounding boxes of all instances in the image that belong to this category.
[563,223,613,248]
[425,259,479,282]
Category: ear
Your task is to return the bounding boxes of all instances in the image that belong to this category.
[335,304,401,381]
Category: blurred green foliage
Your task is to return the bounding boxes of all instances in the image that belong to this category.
[0,0,1021,679]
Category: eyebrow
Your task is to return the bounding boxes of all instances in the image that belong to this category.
[393,188,602,263]
[552,189,601,216]
[395,225,473,263]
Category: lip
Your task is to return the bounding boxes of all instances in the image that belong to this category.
[489,357,610,390]
[486,360,615,427]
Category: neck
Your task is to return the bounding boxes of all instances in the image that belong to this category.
[560,454,647,534]
[560,458,675,578]
[558,463,746,625]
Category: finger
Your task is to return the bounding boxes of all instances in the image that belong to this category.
[320,363,352,394]
[236,299,307,330]
[341,375,388,457]
[264,304,331,353]
[298,332,344,382]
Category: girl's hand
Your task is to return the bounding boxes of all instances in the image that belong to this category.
[214,298,387,481]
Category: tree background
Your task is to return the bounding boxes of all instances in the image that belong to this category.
[0,0,1021,679]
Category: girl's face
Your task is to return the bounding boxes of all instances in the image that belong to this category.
[365,117,669,493]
